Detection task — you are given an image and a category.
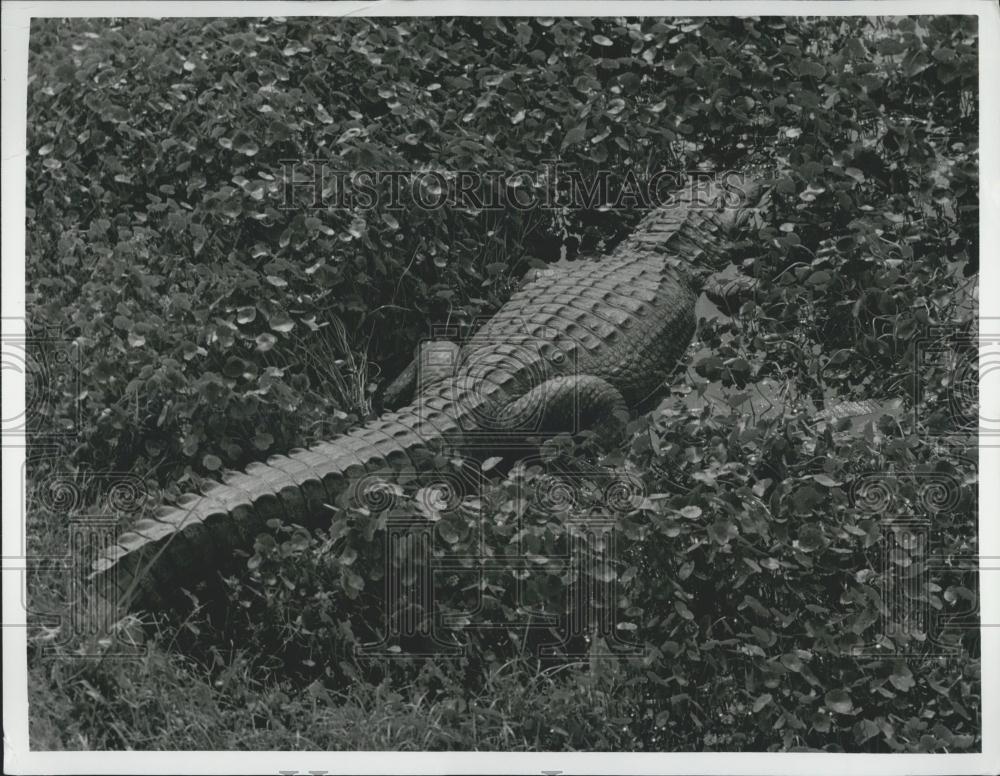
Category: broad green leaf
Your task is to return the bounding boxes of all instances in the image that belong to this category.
[824,689,854,714]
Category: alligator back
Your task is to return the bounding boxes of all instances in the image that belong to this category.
[466,251,698,407]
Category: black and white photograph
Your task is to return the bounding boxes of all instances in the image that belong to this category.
[2,1,997,773]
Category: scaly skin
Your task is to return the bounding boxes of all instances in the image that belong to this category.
[92,174,769,609]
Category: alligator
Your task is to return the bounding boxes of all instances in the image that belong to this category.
[93,173,775,609]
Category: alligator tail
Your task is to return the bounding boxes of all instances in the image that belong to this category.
[91,405,449,610]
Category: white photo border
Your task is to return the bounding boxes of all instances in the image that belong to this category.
[3,2,997,774]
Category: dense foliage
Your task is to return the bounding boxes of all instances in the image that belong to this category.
[26,16,978,751]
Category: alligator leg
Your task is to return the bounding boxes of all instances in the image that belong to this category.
[703,270,758,314]
[384,340,461,410]
[499,375,630,445]
[383,357,417,410]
